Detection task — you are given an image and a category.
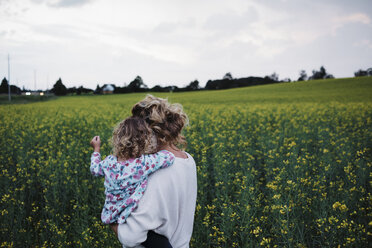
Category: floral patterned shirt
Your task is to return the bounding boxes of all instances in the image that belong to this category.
[90,150,175,224]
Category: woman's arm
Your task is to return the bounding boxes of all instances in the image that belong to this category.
[117,197,164,247]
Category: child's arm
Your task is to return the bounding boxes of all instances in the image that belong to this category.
[90,136,104,176]
[140,150,175,177]
[90,152,105,176]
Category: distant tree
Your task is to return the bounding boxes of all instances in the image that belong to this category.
[282,78,291,83]
[94,84,102,94]
[10,85,21,95]
[205,80,213,89]
[185,80,200,91]
[128,76,148,92]
[151,85,164,92]
[298,70,308,81]
[309,66,325,80]
[77,86,82,95]
[0,77,8,93]
[355,68,372,77]
[51,78,67,96]
[206,76,277,90]
[265,72,279,82]
[223,72,233,80]
[324,74,334,79]
[77,86,93,94]
[67,87,77,94]
[166,85,179,92]
[355,69,367,77]
[0,78,21,94]
[309,66,334,80]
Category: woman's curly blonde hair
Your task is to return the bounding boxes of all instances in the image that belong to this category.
[110,116,157,160]
[131,94,188,150]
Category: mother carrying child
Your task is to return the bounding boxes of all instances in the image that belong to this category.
[89,95,197,248]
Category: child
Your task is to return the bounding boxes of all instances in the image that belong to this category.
[89,116,175,225]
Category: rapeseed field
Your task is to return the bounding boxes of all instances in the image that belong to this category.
[1,77,371,247]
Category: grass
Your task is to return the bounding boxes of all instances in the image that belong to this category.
[0,94,58,105]
[0,76,371,247]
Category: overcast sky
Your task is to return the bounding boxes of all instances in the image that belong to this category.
[1,0,371,90]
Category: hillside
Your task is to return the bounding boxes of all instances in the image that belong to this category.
[46,76,372,107]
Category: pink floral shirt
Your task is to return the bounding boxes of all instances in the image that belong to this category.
[90,150,175,224]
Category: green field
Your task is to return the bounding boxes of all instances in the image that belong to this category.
[1,77,371,247]
[0,94,57,105]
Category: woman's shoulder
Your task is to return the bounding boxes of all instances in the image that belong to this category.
[173,151,195,164]
[149,152,196,180]
[157,149,190,160]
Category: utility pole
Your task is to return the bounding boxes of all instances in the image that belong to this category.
[34,70,37,93]
[8,54,11,101]
[46,74,49,97]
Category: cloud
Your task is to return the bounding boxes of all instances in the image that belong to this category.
[95,28,198,65]
[31,0,93,8]
[0,0,9,6]
[333,12,371,26]
[330,13,371,36]
[353,39,372,49]
[49,0,92,8]
[153,19,196,34]
[203,7,258,34]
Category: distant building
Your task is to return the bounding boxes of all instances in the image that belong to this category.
[21,91,44,96]
[102,84,115,94]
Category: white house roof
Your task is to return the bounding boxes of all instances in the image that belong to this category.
[103,84,114,91]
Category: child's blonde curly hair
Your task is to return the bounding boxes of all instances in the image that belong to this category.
[131,94,188,150]
[110,116,157,160]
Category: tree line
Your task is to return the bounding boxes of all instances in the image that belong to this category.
[1,65,371,96]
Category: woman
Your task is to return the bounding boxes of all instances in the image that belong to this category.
[112,95,197,248]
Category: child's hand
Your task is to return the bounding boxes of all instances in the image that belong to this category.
[90,136,101,153]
